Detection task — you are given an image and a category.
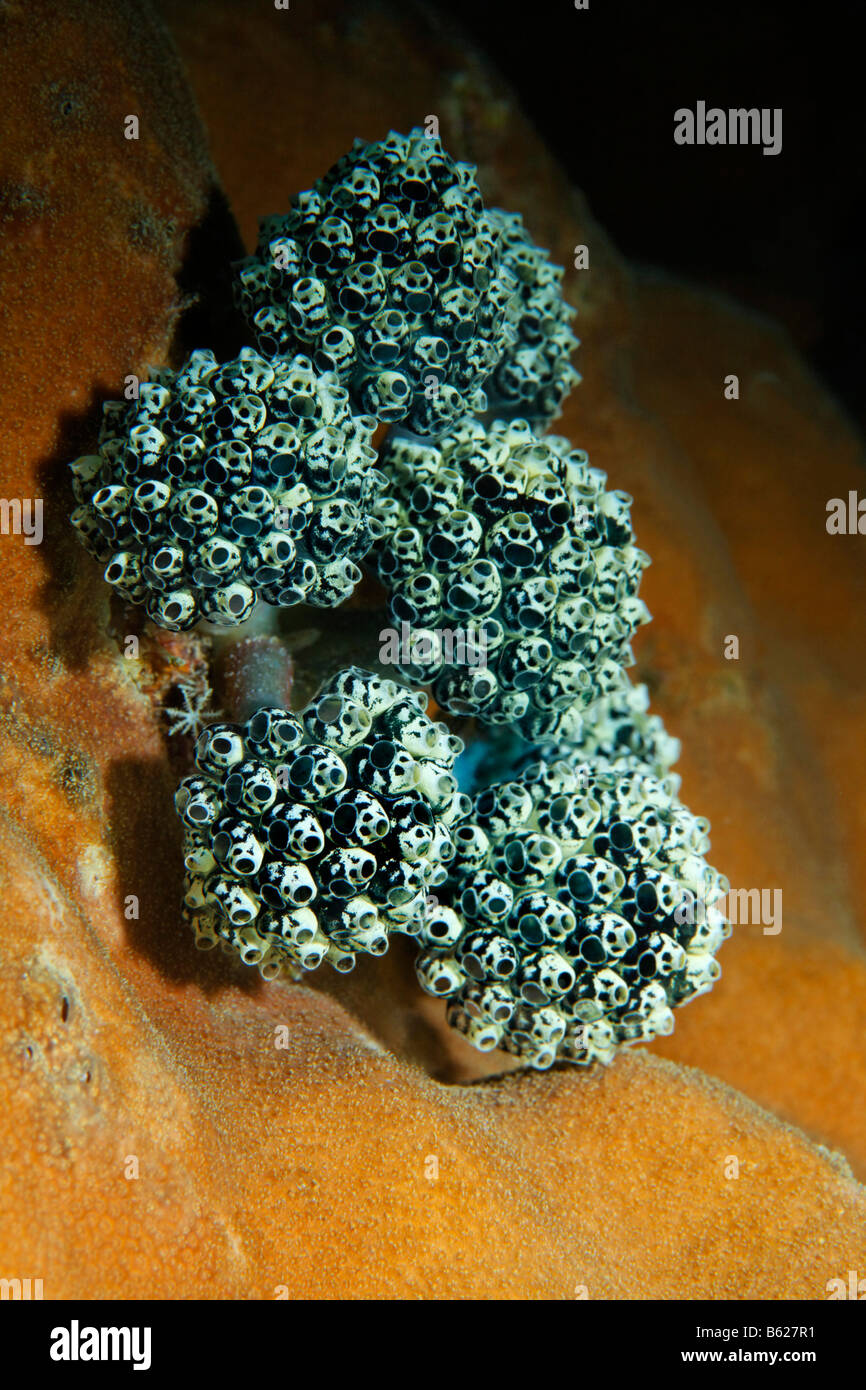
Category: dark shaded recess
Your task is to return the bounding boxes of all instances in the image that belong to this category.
[428,0,866,436]
[34,398,161,672]
[35,393,113,672]
[306,931,471,1082]
[171,182,250,365]
[34,185,250,669]
[107,756,263,993]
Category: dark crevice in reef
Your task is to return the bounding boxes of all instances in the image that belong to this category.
[35,394,115,672]
[170,182,250,366]
[36,184,248,669]
[107,756,263,994]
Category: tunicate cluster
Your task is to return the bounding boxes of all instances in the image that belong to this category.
[70,349,384,629]
[176,666,468,978]
[62,118,729,1069]
[484,209,580,425]
[372,416,651,738]
[416,756,730,1069]
[234,129,577,436]
[470,679,682,800]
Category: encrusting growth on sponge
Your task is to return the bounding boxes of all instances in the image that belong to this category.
[372,416,651,739]
[176,666,466,979]
[234,128,578,436]
[66,124,730,1070]
[418,749,730,1069]
[70,348,384,630]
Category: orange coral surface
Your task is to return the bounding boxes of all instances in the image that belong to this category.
[0,0,864,1298]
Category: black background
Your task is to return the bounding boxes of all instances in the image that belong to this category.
[431,0,864,433]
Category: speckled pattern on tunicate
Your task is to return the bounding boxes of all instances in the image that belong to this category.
[4,0,866,1302]
[484,209,580,426]
[373,416,652,737]
[233,129,576,436]
[176,666,468,978]
[69,348,384,629]
[482,680,683,787]
[417,754,731,1069]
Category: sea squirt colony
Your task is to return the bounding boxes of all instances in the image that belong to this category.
[69,128,730,1068]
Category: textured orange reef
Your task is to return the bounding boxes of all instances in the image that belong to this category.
[1,0,865,1298]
